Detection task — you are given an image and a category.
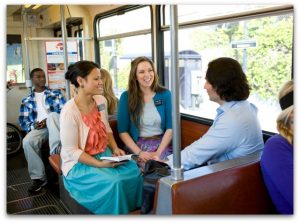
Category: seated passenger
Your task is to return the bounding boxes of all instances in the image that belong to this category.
[19,68,65,193]
[100,68,119,120]
[260,80,293,214]
[166,57,264,170]
[60,60,143,214]
[117,56,173,163]
[49,68,119,154]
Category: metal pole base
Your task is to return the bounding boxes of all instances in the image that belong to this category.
[171,167,183,181]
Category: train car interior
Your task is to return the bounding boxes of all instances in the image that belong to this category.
[6,3,294,215]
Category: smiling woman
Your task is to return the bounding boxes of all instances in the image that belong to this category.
[61,60,143,214]
[117,56,173,165]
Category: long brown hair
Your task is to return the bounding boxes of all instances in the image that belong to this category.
[100,68,118,115]
[277,80,293,145]
[128,56,165,127]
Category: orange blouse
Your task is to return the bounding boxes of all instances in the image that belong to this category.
[81,105,108,155]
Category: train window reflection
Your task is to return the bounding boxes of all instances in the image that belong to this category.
[163,11,293,133]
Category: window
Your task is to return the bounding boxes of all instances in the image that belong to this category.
[162,5,293,133]
[96,6,152,97]
[6,35,25,84]
[161,5,280,25]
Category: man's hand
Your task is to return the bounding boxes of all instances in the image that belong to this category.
[35,119,47,129]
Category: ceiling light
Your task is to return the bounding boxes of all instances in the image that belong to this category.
[32,4,42,10]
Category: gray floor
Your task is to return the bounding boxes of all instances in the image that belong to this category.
[7,151,70,215]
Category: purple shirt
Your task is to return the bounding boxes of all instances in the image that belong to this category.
[261,134,293,214]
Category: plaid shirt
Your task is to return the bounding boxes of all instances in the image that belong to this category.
[19,87,66,133]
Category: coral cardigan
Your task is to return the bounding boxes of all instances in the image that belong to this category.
[60,95,112,176]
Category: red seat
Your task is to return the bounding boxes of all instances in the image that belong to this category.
[48,154,62,175]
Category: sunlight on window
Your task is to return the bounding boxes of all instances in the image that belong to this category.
[164,10,293,133]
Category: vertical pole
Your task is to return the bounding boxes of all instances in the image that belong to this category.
[22,7,32,93]
[170,5,183,181]
[243,21,248,73]
[113,39,118,91]
[60,5,71,100]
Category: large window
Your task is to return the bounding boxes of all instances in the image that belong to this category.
[96,6,152,97]
[6,35,25,84]
[163,5,293,133]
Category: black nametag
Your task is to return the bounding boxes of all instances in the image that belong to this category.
[154,99,163,106]
[97,104,105,112]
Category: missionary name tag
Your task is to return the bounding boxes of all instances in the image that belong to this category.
[97,104,105,112]
[154,99,163,106]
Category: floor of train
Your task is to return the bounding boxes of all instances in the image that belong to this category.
[7,150,70,215]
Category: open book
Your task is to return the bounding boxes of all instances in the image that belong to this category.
[100,154,138,162]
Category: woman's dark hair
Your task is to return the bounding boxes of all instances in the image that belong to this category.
[65,60,99,88]
[205,57,250,101]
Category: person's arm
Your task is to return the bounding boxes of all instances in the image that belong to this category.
[78,150,123,168]
[58,90,66,111]
[96,95,125,156]
[261,138,293,210]
[119,132,152,161]
[51,90,66,113]
[117,92,151,161]
[18,102,34,132]
[108,132,125,156]
[167,115,237,170]
[119,132,141,154]
[151,129,172,158]
[152,90,173,157]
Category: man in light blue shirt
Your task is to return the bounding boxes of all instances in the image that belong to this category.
[167,57,264,170]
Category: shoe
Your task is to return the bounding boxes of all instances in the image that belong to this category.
[28,179,47,193]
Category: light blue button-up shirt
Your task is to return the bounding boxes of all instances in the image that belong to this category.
[167,100,264,170]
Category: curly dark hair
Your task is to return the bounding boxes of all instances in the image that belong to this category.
[205,57,250,101]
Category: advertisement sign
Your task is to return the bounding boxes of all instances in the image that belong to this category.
[45,41,78,89]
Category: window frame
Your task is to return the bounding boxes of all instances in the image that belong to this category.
[93,5,153,66]
[159,4,294,135]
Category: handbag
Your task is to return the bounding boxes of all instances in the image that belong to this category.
[141,160,171,214]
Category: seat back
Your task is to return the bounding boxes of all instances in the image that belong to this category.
[109,119,125,149]
[154,152,277,214]
[171,161,276,214]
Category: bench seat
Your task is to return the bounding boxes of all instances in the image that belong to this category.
[154,152,277,214]
[48,154,61,175]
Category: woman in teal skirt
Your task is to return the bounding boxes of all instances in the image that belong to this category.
[60,61,143,214]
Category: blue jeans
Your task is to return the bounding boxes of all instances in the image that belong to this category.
[22,112,60,180]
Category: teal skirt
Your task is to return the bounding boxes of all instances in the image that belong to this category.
[63,148,143,214]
